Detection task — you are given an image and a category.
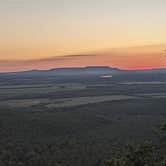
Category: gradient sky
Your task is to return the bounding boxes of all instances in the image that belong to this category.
[0,0,166,71]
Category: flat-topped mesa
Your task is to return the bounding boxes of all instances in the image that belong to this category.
[0,66,166,76]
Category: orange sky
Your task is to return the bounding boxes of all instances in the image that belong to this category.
[0,45,165,72]
[1,0,166,71]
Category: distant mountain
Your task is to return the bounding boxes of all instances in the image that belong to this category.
[0,66,121,76]
[147,68,166,73]
[0,66,166,76]
[127,68,166,74]
[48,66,122,75]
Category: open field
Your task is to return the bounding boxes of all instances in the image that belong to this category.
[2,93,166,109]
[121,81,166,85]
[0,83,86,100]
[0,95,141,108]
[0,73,166,165]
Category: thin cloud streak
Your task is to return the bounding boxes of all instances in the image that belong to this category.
[0,45,166,72]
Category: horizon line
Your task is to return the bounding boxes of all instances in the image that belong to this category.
[1,66,166,74]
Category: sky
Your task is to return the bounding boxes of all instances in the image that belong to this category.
[0,0,166,71]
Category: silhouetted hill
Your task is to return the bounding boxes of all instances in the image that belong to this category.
[0,66,166,76]
[0,66,122,76]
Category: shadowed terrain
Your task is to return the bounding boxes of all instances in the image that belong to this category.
[0,68,166,165]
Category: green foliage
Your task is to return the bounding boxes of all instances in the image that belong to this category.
[0,93,166,166]
[101,142,154,166]
[101,141,166,166]
[159,122,166,132]
[99,120,166,166]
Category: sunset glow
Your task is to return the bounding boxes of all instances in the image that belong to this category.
[1,0,166,72]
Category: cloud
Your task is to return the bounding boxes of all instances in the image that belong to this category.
[31,54,97,62]
[0,54,98,72]
[0,45,166,72]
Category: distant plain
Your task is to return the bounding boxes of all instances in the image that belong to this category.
[0,72,166,165]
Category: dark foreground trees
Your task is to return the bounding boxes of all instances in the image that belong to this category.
[101,142,166,166]
[1,127,166,166]
[101,121,166,166]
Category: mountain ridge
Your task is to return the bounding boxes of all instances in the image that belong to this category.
[0,66,166,75]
